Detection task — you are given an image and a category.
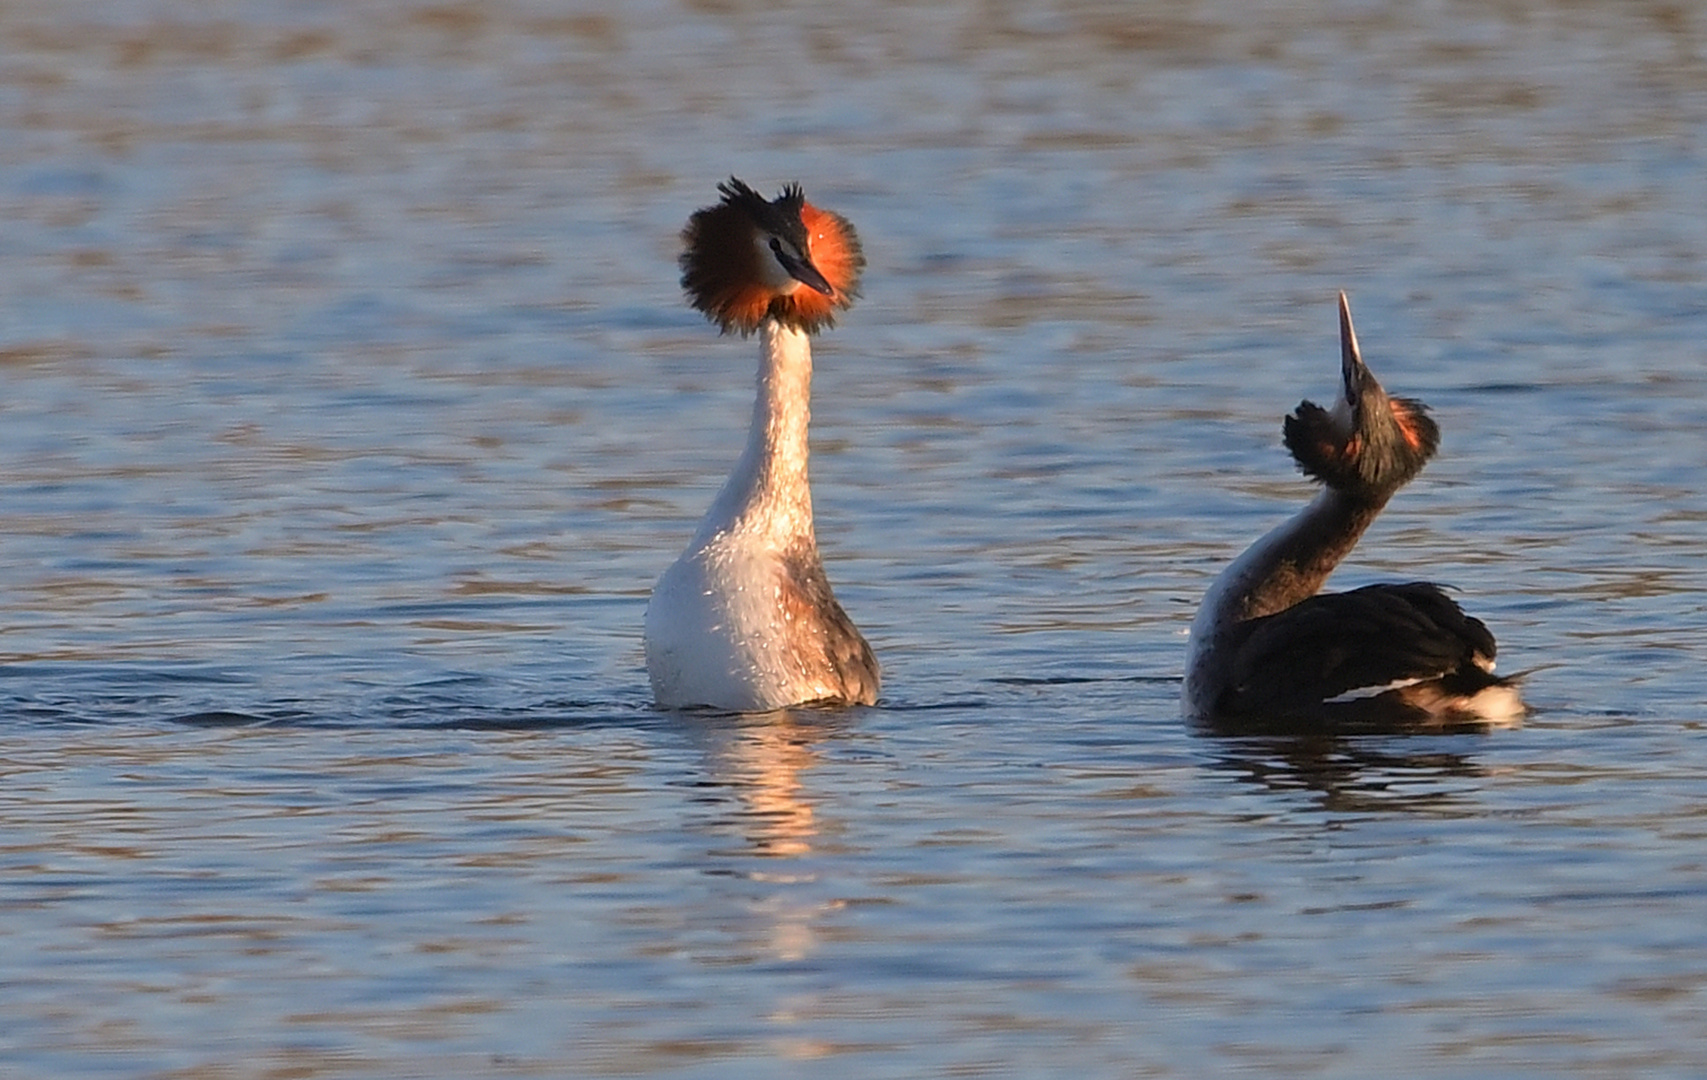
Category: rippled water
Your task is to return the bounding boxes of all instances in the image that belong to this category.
[4,1,1707,1076]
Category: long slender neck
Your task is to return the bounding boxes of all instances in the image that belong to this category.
[1199,487,1387,627]
[696,320,816,543]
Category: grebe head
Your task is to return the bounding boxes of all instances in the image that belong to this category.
[679,177,864,337]
[1282,291,1440,502]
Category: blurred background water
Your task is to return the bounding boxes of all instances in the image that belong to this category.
[3,1,1706,1076]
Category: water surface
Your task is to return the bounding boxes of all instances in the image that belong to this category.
[4,2,1707,1076]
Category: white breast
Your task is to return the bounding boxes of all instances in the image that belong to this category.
[644,530,826,712]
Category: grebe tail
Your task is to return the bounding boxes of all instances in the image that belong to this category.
[644,179,878,712]
[1183,292,1523,732]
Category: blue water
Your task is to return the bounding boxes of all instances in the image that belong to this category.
[4,1,1707,1076]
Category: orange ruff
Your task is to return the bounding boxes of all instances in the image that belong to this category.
[763,203,862,333]
[681,200,771,335]
[679,184,864,336]
[1391,400,1429,452]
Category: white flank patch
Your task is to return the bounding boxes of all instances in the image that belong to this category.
[1464,684,1527,728]
[1324,676,1428,704]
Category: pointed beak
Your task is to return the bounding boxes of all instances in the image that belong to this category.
[1338,290,1375,412]
[776,248,835,297]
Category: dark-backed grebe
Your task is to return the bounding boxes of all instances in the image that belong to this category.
[1183,292,1523,731]
[644,179,878,712]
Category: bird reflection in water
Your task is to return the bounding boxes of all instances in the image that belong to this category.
[1206,734,1495,816]
[705,711,830,859]
[685,709,852,964]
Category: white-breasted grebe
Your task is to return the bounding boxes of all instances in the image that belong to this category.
[644,178,878,712]
[1183,292,1523,732]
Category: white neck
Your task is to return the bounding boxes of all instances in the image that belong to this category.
[695,320,816,546]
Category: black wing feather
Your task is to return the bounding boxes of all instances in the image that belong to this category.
[1222,582,1496,716]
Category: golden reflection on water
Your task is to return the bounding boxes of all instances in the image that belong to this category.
[692,710,842,965]
[728,716,821,859]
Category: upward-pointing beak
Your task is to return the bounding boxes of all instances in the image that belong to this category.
[1338,290,1373,410]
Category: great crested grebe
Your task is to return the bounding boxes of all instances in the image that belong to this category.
[1183,292,1523,731]
[644,178,878,712]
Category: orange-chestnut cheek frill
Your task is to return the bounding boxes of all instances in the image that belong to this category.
[681,195,864,337]
[1391,400,1429,452]
[760,203,862,334]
